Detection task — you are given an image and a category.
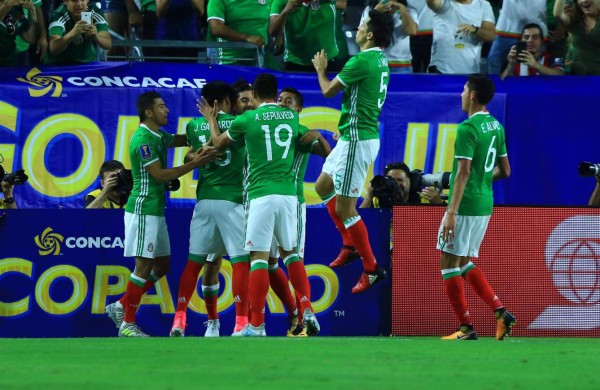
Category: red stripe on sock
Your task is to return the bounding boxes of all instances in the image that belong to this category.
[124,280,144,323]
[444,275,471,325]
[232,261,249,317]
[176,260,203,312]
[326,196,354,247]
[464,267,504,311]
[249,269,269,327]
[269,267,297,315]
[204,294,218,320]
[287,261,312,312]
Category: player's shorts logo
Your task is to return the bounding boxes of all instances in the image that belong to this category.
[34,227,64,256]
[17,68,63,98]
[147,243,154,253]
[529,216,600,330]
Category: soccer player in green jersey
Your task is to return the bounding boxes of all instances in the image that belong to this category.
[169,81,251,338]
[201,73,316,336]
[437,74,516,341]
[311,10,393,294]
[115,92,217,338]
[45,0,111,65]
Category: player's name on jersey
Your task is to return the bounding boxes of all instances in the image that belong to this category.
[254,111,295,121]
[480,120,502,133]
[196,120,233,131]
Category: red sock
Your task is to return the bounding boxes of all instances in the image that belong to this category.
[346,217,377,273]
[464,267,504,311]
[444,275,471,326]
[249,269,269,327]
[176,260,203,312]
[119,277,157,307]
[124,280,145,323]
[232,261,250,318]
[326,197,354,247]
[286,260,312,312]
[203,294,218,320]
[269,267,297,316]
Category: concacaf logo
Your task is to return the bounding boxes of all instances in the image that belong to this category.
[17,67,63,98]
[34,227,64,255]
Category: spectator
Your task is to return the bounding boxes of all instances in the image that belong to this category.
[45,0,111,65]
[360,161,444,208]
[361,0,418,73]
[1,181,17,209]
[500,23,565,78]
[411,0,434,73]
[426,0,495,74]
[487,0,547,75]
[100,0,142,58]
[269,0,340,72]
[0,0,40,66]
[14,0,47,66]
[84,160,128,209]
[137,0,159,58]
[206,0,269,65]
[155,0,203,61]
[589,177,600,206]
[554,0,600,75]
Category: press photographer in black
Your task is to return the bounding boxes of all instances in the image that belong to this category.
[85,160,131,209]
[580,162,600,207]
[360,161,445,208]
[0,162,27,209]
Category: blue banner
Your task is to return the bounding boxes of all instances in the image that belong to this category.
[0,208,392,337]
[0,63,598,208]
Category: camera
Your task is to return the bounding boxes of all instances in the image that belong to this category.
[166,179,181,192]
[410,170,451,192]
[114,169,133,195]
[515,41,527,63]
[371,175,404,208]
[579,162,600,177]
[0,165,28,187]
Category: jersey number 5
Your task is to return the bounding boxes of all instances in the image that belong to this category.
[377,72,389,109]
[261,124,292,161]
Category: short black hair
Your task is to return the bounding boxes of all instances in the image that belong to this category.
[367,10,394,49]
[280,87,304,108]
[99,160,124,180]
[137,91,162,122]
[253,73,278,101]
[201,81,234,108]
[231,78,252,96]
[384,161,410,178]
[521,23,543,38]
[467,74,495,106]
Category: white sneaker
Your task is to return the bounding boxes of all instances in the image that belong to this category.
[235,323,267,337]
[303,308,320,336]
[204,319,220,337]
[105,302,125,328]
[118,322,149,337]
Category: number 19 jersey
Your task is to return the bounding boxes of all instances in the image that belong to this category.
[227,103,299,200]
[448,111,508,216]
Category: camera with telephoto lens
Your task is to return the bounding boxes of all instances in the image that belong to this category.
[371,175,404,208]
[410,170,451,192]
[166,179,180,192]
[0,165,28,187]
[113,169,133,206]
[579,162,600,177]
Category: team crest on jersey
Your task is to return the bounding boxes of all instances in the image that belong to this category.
[258,0,266,4]
[140,144,153,160]
[310,0,320,10]
[147,243,154,252]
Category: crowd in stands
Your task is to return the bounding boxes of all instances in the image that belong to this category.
[1,0,599,74]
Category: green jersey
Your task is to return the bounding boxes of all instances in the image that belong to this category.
[207,0,270,65]
[292,124,315,204]
[0,6,31,66]
[336,47,389,141]
[125,125,175,216]
[270,0,338,66]
[140,0,157,12]
[186,113,245,204]
[227,103,298,200]
[448,112,508,216]
[15,0,40,53]
[45,4,108,65]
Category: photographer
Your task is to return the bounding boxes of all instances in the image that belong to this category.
[360,161,444,208]
[1,181,17,209]
[85,160,128,209]
[589,177,600,207]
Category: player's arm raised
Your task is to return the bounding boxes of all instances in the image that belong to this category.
[312,49,344,98]
[197,97,232,149]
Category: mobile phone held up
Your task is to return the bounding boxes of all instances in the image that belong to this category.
[515,41,527,62]
[81,11,92,24]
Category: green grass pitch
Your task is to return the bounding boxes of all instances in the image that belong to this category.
[1,337,599,389]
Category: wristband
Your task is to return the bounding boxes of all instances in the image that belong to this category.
[4,197,15,205]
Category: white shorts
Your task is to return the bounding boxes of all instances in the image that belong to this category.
[269,201,306,258]
[245,195,297,252]
[436,213,491,257]
[322,139,379,198]
[189,199,248,257]
[124,212,171,259]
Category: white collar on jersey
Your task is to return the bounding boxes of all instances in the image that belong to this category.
[469,110,489,118]
[140,123,162,137]
[258,102,278,108]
